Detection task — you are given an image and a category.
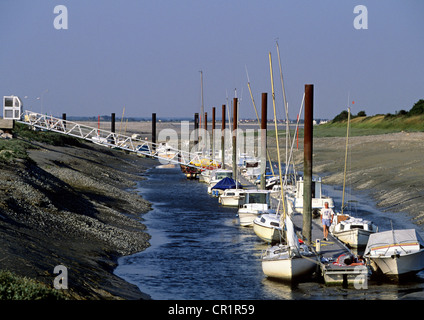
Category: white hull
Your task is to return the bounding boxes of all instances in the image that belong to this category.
[369,249,424,276]
[238,211,260,227]
[333,229,374,248]
[253,216,281,243]
[219,196,243,207]
[219,190,245,207]
[238,208,275,227]
[262,255,317,281]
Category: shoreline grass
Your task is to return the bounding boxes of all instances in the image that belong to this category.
[267,114,424,138]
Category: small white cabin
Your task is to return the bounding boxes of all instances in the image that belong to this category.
[3,96,23,120]
[295,177,322,199]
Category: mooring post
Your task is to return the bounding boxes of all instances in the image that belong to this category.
[62,113,66,130]
[232,98,238,182]
[212,107,215,162]
[194,112,199,152]
[204,112,208,156]
[152,113,156,151]
[260,93,268,190]
[221,104,225,168]
[303,84,314,245]
[111,113,115,133]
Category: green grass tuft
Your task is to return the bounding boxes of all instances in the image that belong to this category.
[0,270,67,300]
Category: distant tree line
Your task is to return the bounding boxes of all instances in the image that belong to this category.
[332,109,366,122]
[332,99,424,122]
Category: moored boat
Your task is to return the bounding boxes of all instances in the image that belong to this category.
[288,177,334,216]
[237,190,274,227]
[207,169,233,193]
[364,229,424,278]
[253,213,282,243]
[219,188,246,206]
[330,215,378,248]
[261,214,318,281]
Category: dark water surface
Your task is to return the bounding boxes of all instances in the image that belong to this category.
[115,166,424,300]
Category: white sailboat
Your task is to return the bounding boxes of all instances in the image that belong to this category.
[261,51,317,281]
[364,229,424,278]
[261,210,318,281]
[253,198,293,243]
[253,213,281,243]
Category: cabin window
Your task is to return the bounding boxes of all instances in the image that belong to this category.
[260,217,266,223]
[248,193,267,204]
[4,98,13,107]
[271,222,279,227]
[351,225,364,229]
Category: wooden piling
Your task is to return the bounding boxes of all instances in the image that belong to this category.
[152,113,157,150]
[62,113,66,130]
[232,98,238,182]
[111,113,115,133]
[221,104,226,168]
[302,84,314,244]
[212,107,215,162]
[194,112,199,151]
[260,93,267,190]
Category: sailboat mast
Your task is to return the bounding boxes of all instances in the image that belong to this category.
[245,66,275,177]
[269,52,287,219]
[341,107,351,215]
[200,71,204,129]
[276,41,291,174]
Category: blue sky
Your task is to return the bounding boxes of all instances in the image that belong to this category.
[0,0,423,119]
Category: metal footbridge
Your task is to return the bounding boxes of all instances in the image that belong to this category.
[17,110,219,169]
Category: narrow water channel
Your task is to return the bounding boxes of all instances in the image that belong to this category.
[115,166,424,300]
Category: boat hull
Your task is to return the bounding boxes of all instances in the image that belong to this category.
[262,255,317,281]
[253,218,281,243]
[219,196,243,207]
[238,211,260,227]
[369,249,424,277]
[333,229,373,248]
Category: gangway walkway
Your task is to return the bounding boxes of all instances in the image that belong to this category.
[18,110,219,169]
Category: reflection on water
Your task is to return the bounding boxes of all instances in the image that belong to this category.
[115,166,424,300]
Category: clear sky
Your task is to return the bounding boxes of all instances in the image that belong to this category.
[0,0,423,119]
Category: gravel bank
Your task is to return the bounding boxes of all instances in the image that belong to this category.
[0,139,156,299]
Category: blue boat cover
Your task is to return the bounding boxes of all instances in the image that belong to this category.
[211,177,242,190]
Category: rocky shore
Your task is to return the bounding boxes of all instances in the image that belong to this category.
[0,138,156,299]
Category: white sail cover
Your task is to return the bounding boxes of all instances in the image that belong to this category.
[285,215,299,253]
[365,229,424,256]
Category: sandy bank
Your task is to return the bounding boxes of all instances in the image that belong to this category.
[0,139,156,299]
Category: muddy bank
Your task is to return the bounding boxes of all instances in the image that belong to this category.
[268,131,424,227]
[0,139,157,299]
